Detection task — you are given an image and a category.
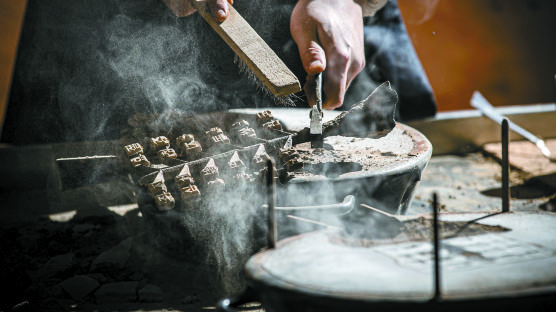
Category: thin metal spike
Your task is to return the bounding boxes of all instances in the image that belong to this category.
[502,118,510,213]
[432,192,441,301]
[266,159,277,249]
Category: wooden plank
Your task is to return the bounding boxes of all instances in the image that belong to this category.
[192,0,301,98]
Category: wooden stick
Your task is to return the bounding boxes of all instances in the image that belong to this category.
[192,1,301,97]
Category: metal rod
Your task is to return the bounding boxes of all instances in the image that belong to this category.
[277,195,354,212]
[310,72,324,148]
[502,118,510,213]
[266,158,277,249]
[286,215,341,231]
[432,192,441,301]
[471,91,554,161]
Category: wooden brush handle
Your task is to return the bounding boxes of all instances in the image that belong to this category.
[191,0,301,97]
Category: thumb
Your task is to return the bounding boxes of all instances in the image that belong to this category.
[209,0,230,22]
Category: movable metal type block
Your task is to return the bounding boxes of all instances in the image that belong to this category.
[231,120,250,131]
[176,134,195,145]
[148,181,167,196]
[123,143,143,157]
[228,151,246,171]
[175,164,195,187]
[285,157,303,171]
[238,127,256,140]
[262,120,283,131]
[148,170,167,195]
[154,191,175,211]
[183,141,202,156]
[207,127,224,136]
[230,120,257,143]
[210,134,230,145]
[279,147,300,163]
[158,148,178,161]
[180,184,201,201]
[252,144,270,168]
[206,127,230,146]
[201,158,219,183]
[150,136,170,151]
[130,154,150,167]
[256,110,273,125]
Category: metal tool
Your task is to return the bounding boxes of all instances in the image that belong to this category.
[309,72,324,148]
[266,158,277,249]
[501,118,510,213]
[471,91,556,162]
[190,0,300,98]
[431,192,442,302]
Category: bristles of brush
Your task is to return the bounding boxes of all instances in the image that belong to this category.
[234,55,297,107]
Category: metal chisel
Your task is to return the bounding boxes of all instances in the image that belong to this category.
[309,72,323,148]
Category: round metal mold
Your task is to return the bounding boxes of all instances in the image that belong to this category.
[244,212,556,312]
[279,123,432,215]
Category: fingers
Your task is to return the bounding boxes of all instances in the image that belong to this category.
[300,40,327,76]
[209,0,233,22]
[291,0,365,110]
[317,18,365,110]
[290,5,326,76]
[291,9,326,108]
[163,0,233,19]
[162,0,195,17]
[320,43,350,110]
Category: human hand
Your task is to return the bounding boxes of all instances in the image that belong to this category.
[290,0,365,110]
[162,0,233,22]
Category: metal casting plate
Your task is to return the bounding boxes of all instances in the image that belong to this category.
[246,211,556,302]
[289,123,432,182]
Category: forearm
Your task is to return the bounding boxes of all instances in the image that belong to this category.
[354,0,387,16]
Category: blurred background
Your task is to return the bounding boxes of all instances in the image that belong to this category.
[1,0,555,133]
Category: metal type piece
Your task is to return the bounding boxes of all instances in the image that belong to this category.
[471,91,555,162]
[148,170,167,196]
[432,192,441,301]
[154,191,175,211]
[157,148,178,161]
[267,159,277,249]
[123,143,143,156]
[252,144,269,168]
[294,81,397,145]
[502,119,510,213]
[201,158,219,183]
[130,154,150,168]
[310,73,323,148]
[262,120,283,131]
[150,136,170,151]
[175,164,194,187]
[256,110,274,125]
[228,151,246,171]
